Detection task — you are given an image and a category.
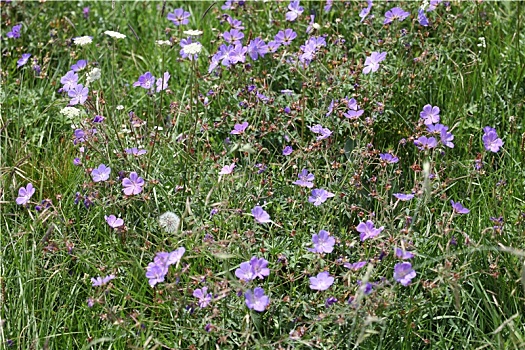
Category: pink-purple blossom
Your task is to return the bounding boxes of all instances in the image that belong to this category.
[122,172,144,195]
[245,287,270,312]
[167,8,190,26]
[363,52,387,74]
[91,164,111,182]
[16,183,35,205]
[394,262,416,286]
[357,220,384,241]
[308,230,335,254]
[308,189,335,206]
[252,206,271,223]
[309,271,334,291]
[105,215,124,228]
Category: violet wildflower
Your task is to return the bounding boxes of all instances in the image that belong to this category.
[428,0,443,12]
[344,261,367,271]
[252,206,271,224]
[235,261,255,281]
[230,121,249,134]
[167,8,190,26]
[325,296,337,307]
[359,0,373,22]
[440,128,455,148]
[125,147,147,156]
[250,257,270,279]
[324,0,333,12]
[418,9,429,26]
[393,262,416,286]
[133,72,156,90]
[482,126,504,153]
[326,99,334,116]
[6,24,22,39]
[17,53,31,68]
[450,200,470,214]
[286,0,304,21]
[308,230,335,254]
[156,72,170,92]
[267,40,281,53]
[91,164,111,182]
[105,215,124,228]
[308,189,335,206]
[420,104,440,125]
[357,220,384,241]
[83,7,90,19]
[122,172,144,195]
[384,7,410,24]
[358,281,373,295]
[282,146,293,156]
[245,287,270,312]
[219,163,236,175]
[16,183,35,205]
[395,248,415,259]
[145,262,168,287]
[159,211,180,233]
[223,29,244,45]
[229,44,248,64]
[308,124,332,140]
[379,153,399,164]
[363,52,387,74]
[414,136,438,150]
[293,169,314,188]
[71,59,87,72]
[226,16,245,30]
[68,84,89,105]
[91,274,116,287]
[87,298,94,307]
[247,37,268,60]
[393,193,415,201]
[426,123,446,134]
[274,29,297,46]
[309,271,334,291]
[193,287,212,308]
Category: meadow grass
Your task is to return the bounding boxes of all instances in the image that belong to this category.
[1,1,524,349]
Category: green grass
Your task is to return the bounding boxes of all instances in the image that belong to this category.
[1,1,525,349]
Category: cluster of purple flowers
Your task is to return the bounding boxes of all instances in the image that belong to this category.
[414,104,455,150]
[235,257,270,312]
[133,72,170,93]
[145,248,186,287]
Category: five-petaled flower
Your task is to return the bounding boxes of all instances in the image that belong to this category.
[122,172,145,195]
[167,8,190,26]
[357,220,384,241]
[308,230,335,254]
[482,126,504,153]
[91,164,111,182]
[245,287,270,312]
[105,215,124,228]
[309,271,334,291]
[363,52,387,74]
[252,206,271,223]
[16,183,36,205]
[450,200,470,214]
[308,189,335,206]
[394,262,416,286]
[384,7,410,24]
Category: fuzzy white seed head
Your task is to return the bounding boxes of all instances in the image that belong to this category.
[159,211,180,234]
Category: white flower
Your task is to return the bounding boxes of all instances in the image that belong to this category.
[116,105,124,110]
[73,36,93,46]
[183,29,203,36]
[86,68,101,85]
[182,42,202,56]
[60,107,81,119]
[312,23,321,30]
[159,211,180,234]
[156,40,172,46]
[104,30,126,39]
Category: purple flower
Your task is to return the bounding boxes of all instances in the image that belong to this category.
[308,189,335,206]
[155,248,186,267]
[426,123,446,134]
[414,136,438,150]
[267,40,281,53]
[325,296,338,307]
[450,200,470,214]
[343,98,364,119]
[309,271,334,291]
[428,0,442,12]
[223,29,244,45]
[358,281,373,295]
[68,84,89,105]
[83,7,90,19]
[105,215,124,228]
[245,287,270,312]
[91,274,115,287]
[308,124,332,140]
[274,29,297,46]
[226,16,245,30]
[91,164,111,182]
[167,8,190,26]
[308,230,335,254]
[247,37,268,61]
[16,183,35,205]
[235,261,255,281]
[440,128,455,148]
[293,169,314,188]
[324,0,333,12]
[395,248,415,259]
[286,0,304,21]
[418,9,429,26]
[122,172,144,195]
[379,153,399,164]
[357,220,384,241]
[326,100,334,116]
[17,53,31,68]
[6,24,22,39]
[393,193,415,201]
[359,0,373,22]
[282,146,293,156]
[219,163,236,175]
[230,121,249,134]
[71,59,87,72]
[252,206,271,223]
[343,261,367,271]
[125,148,147,156]
[384,7,410,24]
[420,104,440,125]
[482,127,504,153]
[145,262,168,287]
[363,52,387,74]
[156,72,170,92]
[249,257,270,279]
[133,72,156,90]
[193,287,212,308]
[393,262,416,286]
